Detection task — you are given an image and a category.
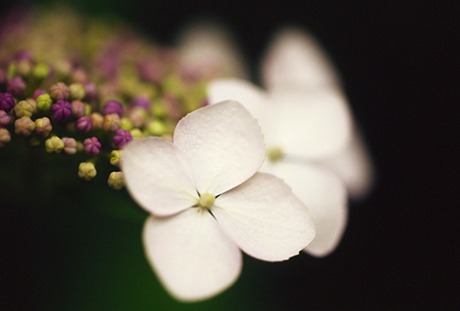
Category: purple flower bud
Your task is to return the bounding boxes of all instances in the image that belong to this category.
[33,89,47,99]
[84,137,101,155]
[0,110,11,128]
[130,96,150,110]
[6,77,26,96]
[103,100,123,116]
[75,116,92,132]
[0,92,15,112]
[83,82,97,102]
[49,82,69,100]
[51,100,72,120]
[113,129,133,148]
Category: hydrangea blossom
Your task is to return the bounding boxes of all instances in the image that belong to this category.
[122,101,315,301]
[208,27,374,257]
[175,20,249,80]
[260,27,374,200]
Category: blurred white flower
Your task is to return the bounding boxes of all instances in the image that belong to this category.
[208,27,374,257]
[122,101,315,301]
[175,20,249,80]
[260,27,374,200]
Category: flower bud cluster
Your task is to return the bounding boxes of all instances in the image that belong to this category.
[0,8,216,189]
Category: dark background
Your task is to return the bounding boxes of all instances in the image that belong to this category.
[1,1,459,310]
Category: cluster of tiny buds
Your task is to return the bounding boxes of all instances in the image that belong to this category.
[1,84,130,189]
[1,46,210,190]
[0,9,214,191]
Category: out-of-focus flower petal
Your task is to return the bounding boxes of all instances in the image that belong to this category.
[268,87,352,159]
[323,128,375,200]
[262,161,347,257]
[176,20,249,79]
[174,101,265,195]
[260,27,340,90]
[207,78,274,136]
[213,172,315,261]
[122,137,198,217]
[143,210,242,302]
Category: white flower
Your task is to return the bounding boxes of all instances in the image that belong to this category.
[175,20,249,79]
[260,27,374,200]
[208,28,374,257]
[122,101,315,301]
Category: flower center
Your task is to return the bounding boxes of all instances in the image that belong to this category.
[267,146,285,163]
[198,192,215,210]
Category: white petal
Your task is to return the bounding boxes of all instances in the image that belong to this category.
[267,87,352,159]
[322,128,374,200]
[213,172,315,261]
[122,137,198,217]
[174,101,265,195]
[143,210,242,302]
[207,79,276,140]
[176,20,248,79]
[261,161,347,257]
[260,27,340,91]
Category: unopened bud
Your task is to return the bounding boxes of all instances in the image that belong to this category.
[108,171,124,190]
[14,116,35,136]
[78,162,97,181]
[45,136,65,153]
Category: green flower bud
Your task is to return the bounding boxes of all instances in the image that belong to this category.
[69,83,86,100]
[55,60,71,78]
[16,60,32,76]
[90,113,104,130]
[145,119,166,136]
[7,62,17,79]
[162,74,184,97]
[45,136,65,153]
[35,117,52,137]
[108,171,124,190]
[110,150,123,166]
[103,113,121,132]
[120,117,133,131]
[0,128,11,147]
[14,100,34,118]
[78,162,97,181]
[14,116,35,136]
[36,94,52,111]
[85,104,92,116]
[151,99,167,118]
[33,63,50,80]
[129,128,143,139]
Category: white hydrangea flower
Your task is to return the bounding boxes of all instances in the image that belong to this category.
[122,101,315,301]
[208,28,374,257]
[175,20,249,79]
[260,27,374,200]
